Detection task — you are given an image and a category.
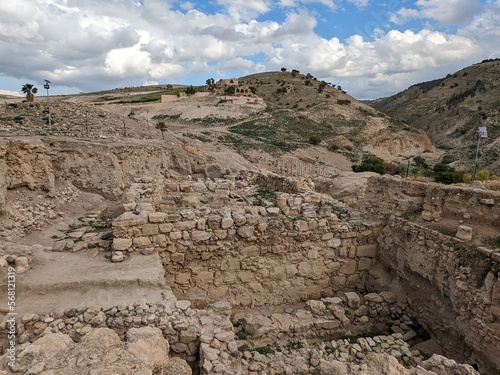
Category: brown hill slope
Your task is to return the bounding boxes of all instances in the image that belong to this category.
[369,59,500,174]
[0,71,435,176]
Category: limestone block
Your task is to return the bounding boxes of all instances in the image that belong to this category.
[380,291,397,304]
[112,238,132,251]
[133,237,151,247]
[358,258,373,271]
[357,244,377,257]
[113,212,148,227]
[111,251,125,262]
[171,253,185,263]
[174,220,197,231]
[213,230,228,240]
[295,220,309,232]
[14,256,30,274]
[242,315,272,335]
[176,272,191,286]
[327,238,341,248]
[306,300,327,315]
[159,223,173,233]
[169,231,182,240]
[197,218,206,230]
[340,260,357,275]
[345,292,361,309]
[192,181,207,192]
[142,224,159,236]
[206,215,222,229]
[456,225,472,241]
[151,234,167,244]
[233,214,246,226]
[364,293,384,303]
[148,212,167,223]
[237,225,254,238]
[322,233,334,240]
[196,271,214,289]
[298,261,312,277]
[286,264,298,277]
[479,198,494,205]
[221,217,234,229]
[269,265,286,281]
[191,231,211,241]
[208,286,229,300]
[267,207,280,215]
[166,214,182,223]
[237,270,255,282]
[421,211,433,221]
[165,182,178,191]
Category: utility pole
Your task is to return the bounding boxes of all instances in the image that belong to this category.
[471,127,487,183]
[44,80,51,125]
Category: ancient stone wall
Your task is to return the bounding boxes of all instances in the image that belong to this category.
[363,175,500,227]
[3,291,420,375]
[112,175,379,308]
[375,217,500,372]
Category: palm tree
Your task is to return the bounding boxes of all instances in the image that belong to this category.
[21,84,38,102]
[156,121,167,140]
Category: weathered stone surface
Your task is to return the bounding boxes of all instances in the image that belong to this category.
[113,238,132,251]
[114,212,148,227]
[455,225,473,241]
[345,292,361,309]
[127,327,169,369]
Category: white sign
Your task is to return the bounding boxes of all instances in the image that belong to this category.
[478,127,487,139]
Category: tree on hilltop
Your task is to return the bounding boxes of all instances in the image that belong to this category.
[21,83,38,102]
[205,78,215,91]
[185,85,196,95]
[156,121,167,140]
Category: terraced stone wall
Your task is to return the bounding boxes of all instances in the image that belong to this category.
[112,175,380,308]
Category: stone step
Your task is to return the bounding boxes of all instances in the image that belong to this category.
[0,251,176,317]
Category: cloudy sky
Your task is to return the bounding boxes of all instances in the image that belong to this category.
[0,0,498,99]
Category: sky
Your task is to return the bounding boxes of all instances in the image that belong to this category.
[0,0,498,100]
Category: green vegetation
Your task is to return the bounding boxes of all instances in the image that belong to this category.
[21,83,38,102]
[156,121,167,139]
[324,346,336,355]
[254,345,276,355]
[235,332,248,340]
[284,341,304,351]
[485,237,500,249]
[352,155,385,175]
[183,133,211,143]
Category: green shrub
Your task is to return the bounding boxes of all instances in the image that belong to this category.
[352,155,385,175]
[433,163,464,184]
[309,135,321,145]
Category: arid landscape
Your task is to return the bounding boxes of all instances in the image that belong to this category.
[0,66,499,375]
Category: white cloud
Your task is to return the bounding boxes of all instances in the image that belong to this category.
[390,8,421,25]
[0,89,22,97]
[459,1,500,58]
[390,0,482,26]
[216,0,271,21]
[0,0,495,99]
[417,0,482,26]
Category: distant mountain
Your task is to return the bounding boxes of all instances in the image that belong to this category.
[368,59,500,174]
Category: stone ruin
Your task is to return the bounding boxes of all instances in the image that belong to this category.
[1,172,499,374]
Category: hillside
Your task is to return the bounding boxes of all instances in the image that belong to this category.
[369,59,500,174]
[1,71,435,177]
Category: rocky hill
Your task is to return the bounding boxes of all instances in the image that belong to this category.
[369,59,500,174]
[1,71,435,179]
